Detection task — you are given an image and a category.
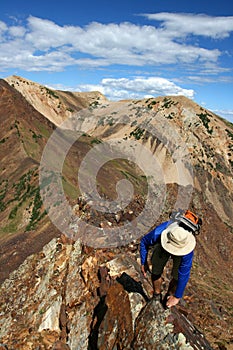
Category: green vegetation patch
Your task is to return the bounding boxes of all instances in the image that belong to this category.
[0,179,8,212]
[62,177,79,200]
[91,138,102,145]
[162,97,174,109]
[1,168,47,233]
[130,127,145,140]
[12,170,34,200]
[45,87,59,99]
[0,137,8,144]
[197,112,213,134]
[225,129,233,141]
[29,129,42,142]
[161,97,178,109]
[10,120,21,138]
[34,120,51,139]
[147,100,158,109]
[90,100,100,108]
[25,187,46,231]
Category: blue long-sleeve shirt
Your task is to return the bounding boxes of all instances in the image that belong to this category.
[140,221,194,298]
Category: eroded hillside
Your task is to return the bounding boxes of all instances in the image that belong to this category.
[0,76,233,349]
[5,75,108,126]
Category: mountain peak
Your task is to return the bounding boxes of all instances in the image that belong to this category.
[0,75,232,349]
[4,75,108,126]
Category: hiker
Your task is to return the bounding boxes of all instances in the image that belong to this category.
[140,215,199,308]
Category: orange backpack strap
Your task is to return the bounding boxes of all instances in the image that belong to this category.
[184,210,199,225]
[170,209,202,234]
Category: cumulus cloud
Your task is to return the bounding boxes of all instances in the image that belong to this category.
[0,21,7,32]
[144,12,233,39]
[0,13,232,72]
[8,25,26,37]
[78,77,194,100]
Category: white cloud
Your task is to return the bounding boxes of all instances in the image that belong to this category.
[0,13,232,72]
[78,77,194,100]
[0,21,7,32]
[213,109,233,123]
[8,26,26,37]
[144,12,233,39]
[0,20,7,41]
[26,16,81,50]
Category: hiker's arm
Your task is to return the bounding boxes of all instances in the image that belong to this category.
[140,230,154,276]
[141,263,149,277]
[166,253,193,307]
[174,251,194,299]
[140,221,171,276]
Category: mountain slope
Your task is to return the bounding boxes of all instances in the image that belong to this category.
[0,79,60,281]
[5,75,108,126]
[0,76,233,349]
[0,79,147,282]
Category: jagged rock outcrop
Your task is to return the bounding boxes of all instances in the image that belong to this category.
[0,77,233,349]
[0,237,213,350]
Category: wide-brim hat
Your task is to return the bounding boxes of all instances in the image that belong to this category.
[161,222,196,256]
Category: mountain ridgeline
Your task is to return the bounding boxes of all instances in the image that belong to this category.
[0,76,232,350]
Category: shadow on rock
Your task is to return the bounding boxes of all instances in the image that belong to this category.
[116,272,149,302]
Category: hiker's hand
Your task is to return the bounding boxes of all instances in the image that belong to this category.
[166,295,180,308]
[141,264,149,277]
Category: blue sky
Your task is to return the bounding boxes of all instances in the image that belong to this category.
[0,0,233,122]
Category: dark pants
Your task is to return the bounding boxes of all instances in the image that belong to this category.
[151,242,181,293]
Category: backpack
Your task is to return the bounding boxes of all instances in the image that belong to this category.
[169,209,202,235]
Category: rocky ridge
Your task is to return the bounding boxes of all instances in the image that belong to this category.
[0,76,233,349]
[5,75,107,126]
[0,235,213,350]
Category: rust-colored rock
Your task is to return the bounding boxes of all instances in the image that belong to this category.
[52,341,71,350]
[0,77,233,349]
